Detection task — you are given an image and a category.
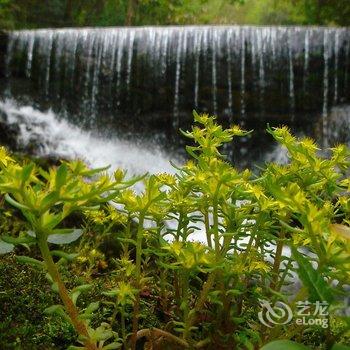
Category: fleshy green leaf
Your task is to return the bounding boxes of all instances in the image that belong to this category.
[44,304,69,321]
[332,345,350,350]
[102,342,122,350]
[84,302,100,315]
[5,194,30,211]
[48,229,83,244]
[292,248,334,303]
[21,163,35,182]
[16,255,44,269]
[261,340,311,350]
[1,235,36,245]
[0,239,14,254]
[71,284,93,305]
[41,191,59,209]
[50,250,78,261]
[55,163,68,190]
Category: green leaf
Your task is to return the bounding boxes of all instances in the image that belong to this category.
[72,284,93,293]
[5,194,30,211]
[102,342,122,350]
[55,164,68,190]
[16,255,44,269]
[47,229,83,244]
[103,290,118,297]
[51,282,59,293]
[43,304,69,321]
[0,239,14,254]
[1,235,36,245]
[81,165,110,177]
[292,248,334,303]
[21,163,35,182]
[50,250,78,261]
[117,237,137,246]
[41,191,59,209]
[44,304,63,314]
[84,301,100,315]
[42,211,63,230]
[332,345,350,350]
[261,340,311,350]
[71,291,81,306]
[71,284,93,305]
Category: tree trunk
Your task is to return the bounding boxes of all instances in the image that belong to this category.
[64,0,73,23]
[126,0,138,26]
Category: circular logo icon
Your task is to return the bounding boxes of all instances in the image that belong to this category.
[258,299,293,328]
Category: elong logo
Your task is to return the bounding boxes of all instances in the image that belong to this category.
[258,299,329,329]
[258,299,293,328]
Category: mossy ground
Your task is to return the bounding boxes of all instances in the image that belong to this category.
[0,255,76,349]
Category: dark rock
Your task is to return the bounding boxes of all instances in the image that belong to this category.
[0,31,8,79]
[315,104,350,147]
[0,110,20,150]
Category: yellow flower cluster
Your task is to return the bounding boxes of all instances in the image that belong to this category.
[0,147,14,167]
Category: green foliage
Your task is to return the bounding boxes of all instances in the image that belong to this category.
[261,340,311,350]
[292,247,334,304]
[0,113,349,349]
[1,0,350,29]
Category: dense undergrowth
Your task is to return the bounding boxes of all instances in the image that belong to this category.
[0,113,349,350]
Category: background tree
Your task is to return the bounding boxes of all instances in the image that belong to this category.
[1,0,349,30]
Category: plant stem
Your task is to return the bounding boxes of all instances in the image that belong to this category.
[159,269,168,316]
[188,270,217,328]
[176,212,183,241]
[131,211,145,350]
[270,231,285,291]
[37,234,96,350]
[182,271,190,341]
[121,307,127,346]
[204,209,212,248]
[136,328,190,348]
[213,200,220,259]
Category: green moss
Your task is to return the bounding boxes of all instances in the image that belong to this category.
[0,255,76,349]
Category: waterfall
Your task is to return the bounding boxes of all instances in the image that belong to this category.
[334,30,340,103]
[226,30,233,118]
[173,30,184,129]
[211,29,218,115]
[3,26,350,134]
[240,28,246,119]
[323,30,331,148]
[288,30,295,119]
[303,29,310,93]
[194,29,201,109]
[0,99,178,178]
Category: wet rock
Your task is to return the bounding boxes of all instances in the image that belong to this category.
[0,30,8,79]
[0,103,56,157]
[315,104,350,147]
[0,109,20,150]
[327,105,350,145]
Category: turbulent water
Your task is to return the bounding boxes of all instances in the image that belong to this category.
[0,99,178,175]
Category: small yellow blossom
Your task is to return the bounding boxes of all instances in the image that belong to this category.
[114,169,125,183]
[77,256,88,263]
[0,147,14,167]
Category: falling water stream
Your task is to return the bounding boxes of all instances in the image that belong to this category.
[1,26,350,169]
